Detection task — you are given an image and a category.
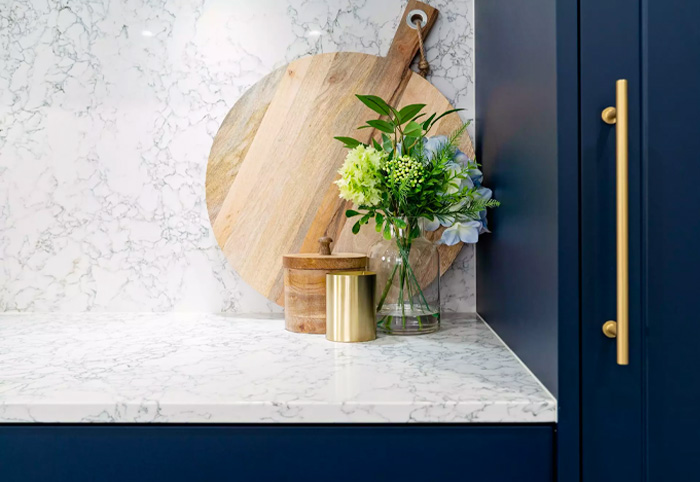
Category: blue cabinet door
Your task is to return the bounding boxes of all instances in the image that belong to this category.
[0,425,554,482]
[643,2,700,478]
[581,1,700,480]
[580,1,644,481]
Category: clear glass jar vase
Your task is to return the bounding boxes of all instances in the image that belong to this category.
[368,218,440,335]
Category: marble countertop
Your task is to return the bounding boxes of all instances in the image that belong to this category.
[0,313,556,424]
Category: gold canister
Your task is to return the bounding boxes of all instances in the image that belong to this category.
[326,271,377,343]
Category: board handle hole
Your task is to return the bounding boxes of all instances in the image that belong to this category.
[406,9,427,29]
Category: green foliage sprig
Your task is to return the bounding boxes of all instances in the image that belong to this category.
[335,94,461,157]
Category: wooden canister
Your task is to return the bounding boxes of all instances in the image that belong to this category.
[283,237,367,334]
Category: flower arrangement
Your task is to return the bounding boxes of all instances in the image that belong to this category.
[335,95,498,246]
[334,94,499,334]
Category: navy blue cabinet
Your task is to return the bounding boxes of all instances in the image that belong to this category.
[476,1,700,481]
[0,424,554,482]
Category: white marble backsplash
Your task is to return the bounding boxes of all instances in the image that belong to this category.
[0,0,475,312]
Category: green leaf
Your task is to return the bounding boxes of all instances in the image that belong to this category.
[375,220,383,232]
[372,138,382,150]
[422,113,436,130]
[381,133,393,151]
[398,104,426,124]
[412,113,427,123]
[394,218,407,229]
[376,213,384,225]
[367,119,395,134]
[389,106,402,122]
[383,222,392,240]
[360,212,372,225]
[356,94,392,116]
[352,221,361,234]
[428,108,465,129]
[403,136,418,153]
[403,121,423,138]
[345,209,360,218]
[410,224,421,239]
[334,136,362,148]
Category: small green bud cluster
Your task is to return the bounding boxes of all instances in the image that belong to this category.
[385,155,425,188]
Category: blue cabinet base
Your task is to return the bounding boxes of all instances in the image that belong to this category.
[1,424,554,482]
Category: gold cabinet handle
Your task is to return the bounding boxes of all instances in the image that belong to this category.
[601,79,629,366]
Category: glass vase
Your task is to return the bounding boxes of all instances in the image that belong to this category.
[368,218,440,335]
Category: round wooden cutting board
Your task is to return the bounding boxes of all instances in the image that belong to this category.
[206,0,475,306]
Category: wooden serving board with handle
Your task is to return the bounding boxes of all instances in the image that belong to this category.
[206,0,474,306]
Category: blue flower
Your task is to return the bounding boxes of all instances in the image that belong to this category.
[422,135,449,160]
[440,220,483,245]
[416,135,497,244]
[444,161,466,194]
[422,214,456,232]
[468,168,483,187]
[475,186,492,201]
[422,217,441,232]
[453,149,471,166]
[461,169,475,190]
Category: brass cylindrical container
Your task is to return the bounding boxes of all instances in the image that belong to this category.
[326,271,377,343]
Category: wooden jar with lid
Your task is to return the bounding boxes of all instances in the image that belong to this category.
[283,237,367,334]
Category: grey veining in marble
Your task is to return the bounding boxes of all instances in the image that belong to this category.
[0,313,555,423]
[0,0,476,312]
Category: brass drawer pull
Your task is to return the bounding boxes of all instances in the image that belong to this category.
[601,79,629,366]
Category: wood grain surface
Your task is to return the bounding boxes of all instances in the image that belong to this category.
[206,1,474,306]
[283,239,367,333]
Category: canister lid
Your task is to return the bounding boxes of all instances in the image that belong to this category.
[283,237,367,270]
